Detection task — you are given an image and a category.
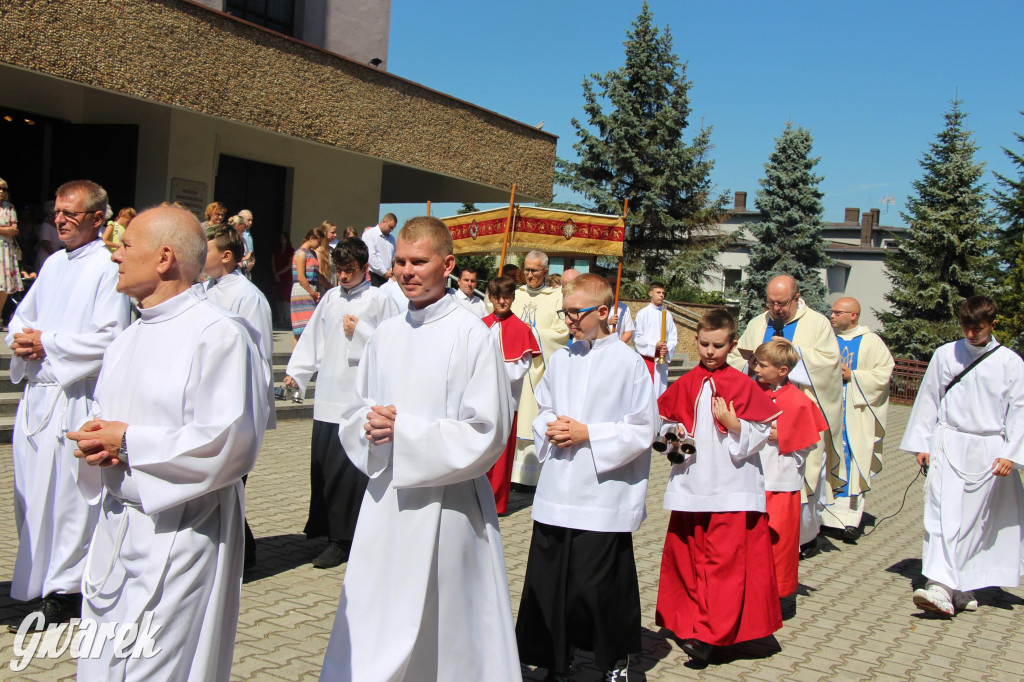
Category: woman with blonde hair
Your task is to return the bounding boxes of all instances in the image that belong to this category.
[317,221,337,294]
[291,228,324,345]
[101,207,136,253]
[0,178,24,320]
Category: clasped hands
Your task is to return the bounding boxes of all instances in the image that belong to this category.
[67,419,128,467]
[916,452,1014,477]
[11,327,45,360]
[364,405,397,445]
[546,415,589,448]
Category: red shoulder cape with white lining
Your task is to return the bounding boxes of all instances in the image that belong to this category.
[483,312,541,362]
[658,363,781,434]
[762,382,828,454]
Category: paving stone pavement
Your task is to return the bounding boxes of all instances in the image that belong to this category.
[1,404,1024,680]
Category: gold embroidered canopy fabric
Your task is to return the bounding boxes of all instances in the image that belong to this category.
[443,207,625,257]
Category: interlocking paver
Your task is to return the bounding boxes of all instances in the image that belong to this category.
[1,397,1023,680]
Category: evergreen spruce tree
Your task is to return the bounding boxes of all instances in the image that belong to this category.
[992,111,1024,272]
[878,99,997,360]
[997,235,1024,354]
[737,122,832,320]
[557,2,728,286]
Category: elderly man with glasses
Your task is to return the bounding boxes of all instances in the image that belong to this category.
[823,297,894,543]
[509,250,570,488]
[729,274,843,558]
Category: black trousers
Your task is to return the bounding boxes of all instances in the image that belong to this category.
[303,420,369,543]
[516,521,641,673]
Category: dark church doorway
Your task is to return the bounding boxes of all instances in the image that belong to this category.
[214,154,290,303]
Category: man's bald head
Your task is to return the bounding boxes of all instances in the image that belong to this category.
[830,296,861,332]
[765,274,801,322]
[561,268,581,287]
[138,207,208,279]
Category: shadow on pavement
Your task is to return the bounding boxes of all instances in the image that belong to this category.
[243,533,322,584]
[654,626,781,670]
[0,582,40,632]
[885,557,927,591]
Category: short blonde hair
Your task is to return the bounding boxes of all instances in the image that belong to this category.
[562,272,613,308]
[397,216,453,258]
[753,338,801,371]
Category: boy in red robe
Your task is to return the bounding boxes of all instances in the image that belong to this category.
[753,339,828,598]
[655,308,782,663]
[482,275,541,513]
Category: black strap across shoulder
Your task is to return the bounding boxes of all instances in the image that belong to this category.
[943,345,1002,395]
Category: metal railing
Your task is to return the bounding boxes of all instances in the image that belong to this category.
[889,357,929,405]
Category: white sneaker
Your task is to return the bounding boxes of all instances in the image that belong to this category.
[956,590,979,612]
[913,586,955,616]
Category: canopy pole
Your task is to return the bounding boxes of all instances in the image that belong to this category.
[611,198,629,332]
[497,183,517,275]
[426,200,431,217]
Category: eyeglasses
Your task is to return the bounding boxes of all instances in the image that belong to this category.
[829,310,853,316]
[54,209,95,219]
[766,297,797,309]
[523,268,545,274]
[556,306,599,322]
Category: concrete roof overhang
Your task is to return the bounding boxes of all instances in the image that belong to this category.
[0,0,557,203]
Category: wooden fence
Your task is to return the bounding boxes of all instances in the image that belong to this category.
[889,357,929,405]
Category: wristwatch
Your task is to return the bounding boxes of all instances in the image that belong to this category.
[119,430,128,461]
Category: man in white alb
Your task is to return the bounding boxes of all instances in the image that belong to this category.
[320,216,520,681]
[361,212,397,287]
[7,180,130,630]
[68,206,269,681]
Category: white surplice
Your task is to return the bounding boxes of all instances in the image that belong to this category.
[322,295,520,682]
[662,385,772,513]
[531,334,657,533]
[487,323,533,410]
[613,302,635,341]
[205,266,276,429]
[77,285,269,682]
[900,337,1024,591]
[6,238,130,601]
[286,280,400,423]
[450,287,487,318]
[633,304,678,397]
[379,278,408,310]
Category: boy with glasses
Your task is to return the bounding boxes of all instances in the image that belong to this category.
[516,274,657,682]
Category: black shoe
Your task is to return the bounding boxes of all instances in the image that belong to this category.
[8,593,82,633]
[841,525,861,544]
[680,638,713,662]
[799,537,820,560]
[312,541,348,569]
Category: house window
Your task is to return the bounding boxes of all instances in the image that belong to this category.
[226,0,295,36]
[723,269,742,292]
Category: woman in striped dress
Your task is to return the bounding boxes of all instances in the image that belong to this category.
[291,228,324,345]
[0,179,24,323]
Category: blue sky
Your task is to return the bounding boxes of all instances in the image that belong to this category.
[382,0,1024,229]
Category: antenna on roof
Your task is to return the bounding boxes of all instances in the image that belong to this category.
[881,195,895,214]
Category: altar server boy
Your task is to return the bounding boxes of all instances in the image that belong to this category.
[483,274,541,514]
[655,308,783,663]
[516,274,658,682]
[903,295,1024,616]
[753,339,828,598]
[633,282,677,396]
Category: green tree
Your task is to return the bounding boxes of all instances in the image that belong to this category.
[878,99,998,360]
[992,111,1024,272]
[998,235,1024,354]
[556,2,729,287]
[737,122,833,319]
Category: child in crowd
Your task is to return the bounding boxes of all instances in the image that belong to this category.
[516,274,658,682]
[753,338,828,598]
[655,308,782,663]
[902,295,1024,616]
[633,282,677,396]
[482,275,541,514]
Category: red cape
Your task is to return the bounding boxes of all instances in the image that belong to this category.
[483,312,541,362]
[762,382,828,455]
[658,363,781,435]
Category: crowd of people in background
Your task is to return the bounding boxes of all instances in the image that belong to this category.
[3,183,1023,682]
